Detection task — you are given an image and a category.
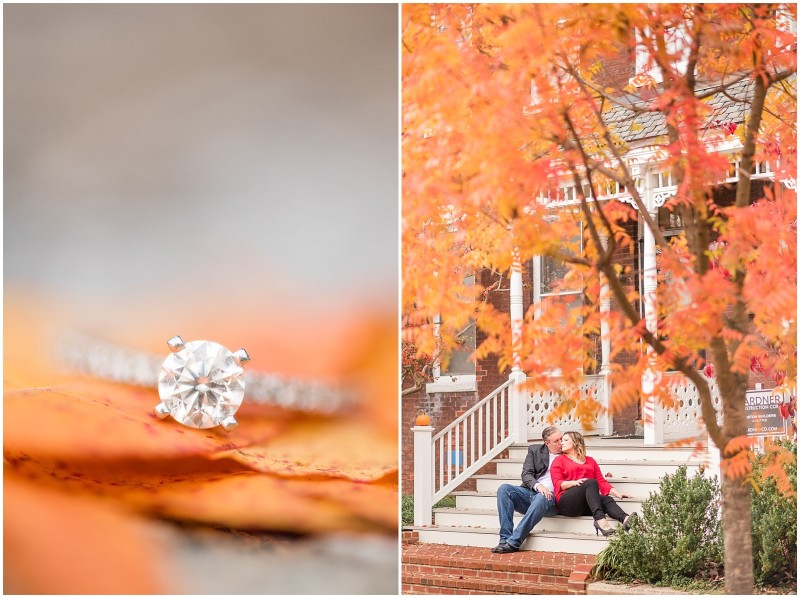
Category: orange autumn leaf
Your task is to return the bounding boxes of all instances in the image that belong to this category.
[5,382,289,461]
[5,452,254,494]
[124,473,385,534]
[341,313,400,431]
[217,418,398,482]
[4,471,171,594]
[6,454,395,534]
[291,476,399,532]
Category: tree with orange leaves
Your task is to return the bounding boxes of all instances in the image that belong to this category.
[403,4,796,593]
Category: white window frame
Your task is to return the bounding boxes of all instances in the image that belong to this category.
[532,217,586,375]
[426,274,478,393]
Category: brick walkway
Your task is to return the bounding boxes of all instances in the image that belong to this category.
[402,542,596,595]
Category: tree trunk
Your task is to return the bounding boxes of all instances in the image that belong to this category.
[721,471,755,593]
[717,376,755,594]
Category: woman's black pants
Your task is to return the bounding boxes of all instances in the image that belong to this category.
[557,478,628,521]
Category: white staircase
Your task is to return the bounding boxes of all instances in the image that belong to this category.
[409,437,707,555]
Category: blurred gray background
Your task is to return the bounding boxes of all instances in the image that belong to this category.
[4,3,398,594]
[4,3,397,308]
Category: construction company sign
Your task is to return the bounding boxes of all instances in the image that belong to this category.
[745,389,791,437]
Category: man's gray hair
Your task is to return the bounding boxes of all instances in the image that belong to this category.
[541,426,559,441]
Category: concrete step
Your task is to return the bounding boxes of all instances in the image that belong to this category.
[409,525,613,555]
[475,474,662,498]
[451,490,643,513]
[434,508,640,534]
[507,441,705,463]
[494,457,701,478]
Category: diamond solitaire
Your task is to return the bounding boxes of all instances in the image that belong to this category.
[155,336,250,431]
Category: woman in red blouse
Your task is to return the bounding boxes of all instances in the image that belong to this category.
[550,431,636,536]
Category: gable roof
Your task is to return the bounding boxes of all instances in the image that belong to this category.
[604,77,754,143]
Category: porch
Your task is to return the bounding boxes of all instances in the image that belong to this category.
[411,370,720,534]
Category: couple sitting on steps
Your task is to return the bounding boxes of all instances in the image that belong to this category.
[493,426,638,554]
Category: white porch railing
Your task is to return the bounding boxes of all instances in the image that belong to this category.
[662,371,722,442]
[413,377,521,526]
[431,379,513,502]
[526,374,607,440]
[412,369,725,526]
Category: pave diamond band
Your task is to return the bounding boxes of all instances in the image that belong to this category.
[60,332,357,425]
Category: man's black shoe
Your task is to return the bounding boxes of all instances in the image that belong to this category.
[492,543,519,554]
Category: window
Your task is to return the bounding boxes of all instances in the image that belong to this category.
[658,206,684,232]
[532,218,594,372]
[440,318,476,376]
[725,155,773,182]
[536,253,583,323]
[428,273,476,392]
[650,170,675,189]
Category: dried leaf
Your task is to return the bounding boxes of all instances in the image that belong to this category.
[217,418,397,482]
[4,471,171,594]
[7,452,396,535]
[291,476,399,531]
[5,382,289,461]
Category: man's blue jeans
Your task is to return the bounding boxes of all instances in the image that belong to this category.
[497,483,557,548]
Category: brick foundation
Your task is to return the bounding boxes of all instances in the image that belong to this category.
[402,543,596,595]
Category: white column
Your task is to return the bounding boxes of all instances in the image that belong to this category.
[510,247,523,373]
[642,215,664,444]
[413,425,434,526]
[598,233,613,436]
[509,370,529,443]
[431,315,441,378]
[509,248,529,442]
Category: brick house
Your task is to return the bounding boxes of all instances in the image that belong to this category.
[402,54,792,496]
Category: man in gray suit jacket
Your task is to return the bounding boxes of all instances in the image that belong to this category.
[492,426,562,553]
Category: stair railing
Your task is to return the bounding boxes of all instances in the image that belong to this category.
[413,373,527,526]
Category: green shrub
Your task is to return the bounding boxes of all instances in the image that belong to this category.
[593,466,724,587]
[401,494,456,527]
[750,440,797,588]
[401,494,414,526]
[595,445,797,591]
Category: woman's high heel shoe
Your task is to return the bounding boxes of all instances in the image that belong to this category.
[594,519,615,537]
[623,512,638,532]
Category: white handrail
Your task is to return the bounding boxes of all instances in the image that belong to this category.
[432,379,512,442]
[431,379,515,503]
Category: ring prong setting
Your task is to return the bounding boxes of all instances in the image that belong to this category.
[154,402,171,420]
[233,348,250,364]
[167,335,185,353]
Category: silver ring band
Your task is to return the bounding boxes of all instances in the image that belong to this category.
[59,332,357,416]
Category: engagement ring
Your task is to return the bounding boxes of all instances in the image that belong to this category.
[60,333,356,431]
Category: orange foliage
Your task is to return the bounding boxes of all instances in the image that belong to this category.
[3,294,397,593]
[403,2,796,455]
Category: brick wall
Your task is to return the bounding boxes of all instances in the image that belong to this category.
[402,388,477,494]
[594,40,635,92]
